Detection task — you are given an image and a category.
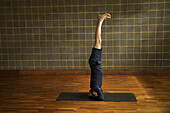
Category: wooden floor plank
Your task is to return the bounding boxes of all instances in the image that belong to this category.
[0,70,170,113]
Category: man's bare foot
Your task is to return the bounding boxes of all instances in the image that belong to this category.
[98,13,111,21]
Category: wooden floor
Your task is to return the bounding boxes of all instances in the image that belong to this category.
[0,70,170,113]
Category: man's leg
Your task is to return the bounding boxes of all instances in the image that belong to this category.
[94,13,111,49]
[89,13,111,98]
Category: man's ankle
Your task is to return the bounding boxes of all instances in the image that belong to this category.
[98,18,104,23]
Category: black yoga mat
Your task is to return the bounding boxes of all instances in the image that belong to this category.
[56,92,137,102]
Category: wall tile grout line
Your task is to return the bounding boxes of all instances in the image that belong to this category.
[0,0,169,69]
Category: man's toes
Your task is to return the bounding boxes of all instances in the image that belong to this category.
[103,13,111,19]
[106,13,110,16]
[106,14,111,18]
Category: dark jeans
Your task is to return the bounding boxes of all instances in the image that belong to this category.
[89,48,104,101]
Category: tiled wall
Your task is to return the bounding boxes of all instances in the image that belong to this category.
[0,0,170,70]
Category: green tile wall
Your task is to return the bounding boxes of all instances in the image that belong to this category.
[0,0,170,69]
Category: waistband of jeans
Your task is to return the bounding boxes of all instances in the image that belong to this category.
[92,47,103,51]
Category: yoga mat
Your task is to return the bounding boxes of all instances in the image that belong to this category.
[56,92,137,102]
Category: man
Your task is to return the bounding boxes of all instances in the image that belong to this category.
[88,13,111,101]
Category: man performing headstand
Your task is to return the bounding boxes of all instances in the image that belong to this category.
[88,13,111,101]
